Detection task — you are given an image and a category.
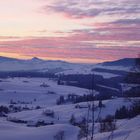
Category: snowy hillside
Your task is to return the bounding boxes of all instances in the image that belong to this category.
[0,77,139,140]
[0,121,79,140]
[83,115,140,140]
[0,57,139,140]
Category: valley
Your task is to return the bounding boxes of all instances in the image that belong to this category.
[0,57,139,140]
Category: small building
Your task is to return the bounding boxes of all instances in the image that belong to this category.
[75,104,90,109]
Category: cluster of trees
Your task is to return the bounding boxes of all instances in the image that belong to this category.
[56,94,94,105]
[57,74,98,89]
[0,105,9,114]
[0,104,42,116]
[9,104,35,112]
[99,115,116,132]
[69,114,88,139]
[56,93,109,105]
[57,74,122,92]
[115,101,140,119]
[125,57,140,84]
[72,94,94,103]
[56,95,65,105]
[124,86,140,97]
[76,95,112,103]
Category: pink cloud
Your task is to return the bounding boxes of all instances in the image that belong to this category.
[0,33,139,63]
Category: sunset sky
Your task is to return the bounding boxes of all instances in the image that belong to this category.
[0,0,140,63]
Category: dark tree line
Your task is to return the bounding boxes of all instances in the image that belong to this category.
[125,57,140,84]
[115,101,140,119]
[124,86,140,97]
[56,94,111,105]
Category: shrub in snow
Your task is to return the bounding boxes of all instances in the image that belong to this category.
[99,115,116,132]
[98,100,105,108]
[56,95,65,105]
[7,117,27,124]
[69,115,88,139]
[0,105,9,114]
[35,105,41,109]
[69,114,76,125]
[54,131,65,140]
[77,117,88,139]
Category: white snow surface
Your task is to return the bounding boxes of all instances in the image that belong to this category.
[0,77,139,140]
[0,119,79,140]
[0,77,89,106]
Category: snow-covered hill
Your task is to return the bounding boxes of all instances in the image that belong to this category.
[0,77,139,140]
[81,115,140,140]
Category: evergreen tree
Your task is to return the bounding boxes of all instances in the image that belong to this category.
[69,114,76,125]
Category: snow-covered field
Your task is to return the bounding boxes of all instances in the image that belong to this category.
[0,77,139,140]
[0,77,89,105]
[0,77,89,140]
[0,119,79,140]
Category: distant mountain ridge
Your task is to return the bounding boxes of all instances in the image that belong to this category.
[0,56,139,73]
[0,56,67,63]
[0,56,84,72]
[102,58,140,67]
[0,56,139,65]
[0,56,19,62]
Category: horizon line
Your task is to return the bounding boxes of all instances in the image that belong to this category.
[0,55,139,65]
